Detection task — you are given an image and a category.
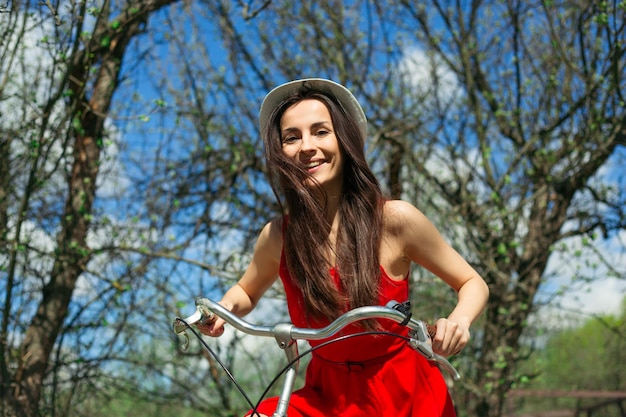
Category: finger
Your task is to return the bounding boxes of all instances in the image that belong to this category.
[211,326,225,336]
[432,318,448,351]
[196,318,218,333]
[441,324,469,356]
[195,322,211,335]
[200,311,216,325]
[433,319,463,356]
[197,318,226,337]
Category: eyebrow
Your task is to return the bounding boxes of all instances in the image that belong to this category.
[281,121,332,135]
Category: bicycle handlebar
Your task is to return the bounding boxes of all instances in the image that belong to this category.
[173,297,460,381]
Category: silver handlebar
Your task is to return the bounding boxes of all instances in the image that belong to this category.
[173,297,460,381]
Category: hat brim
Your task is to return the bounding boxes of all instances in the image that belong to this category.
[259,78,367,140]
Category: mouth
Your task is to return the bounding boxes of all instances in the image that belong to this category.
[303,160,324,170]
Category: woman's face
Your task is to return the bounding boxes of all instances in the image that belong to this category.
[279,99,344,194]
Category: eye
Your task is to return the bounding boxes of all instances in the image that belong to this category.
[315,129,331,137]
[281,135,299,145]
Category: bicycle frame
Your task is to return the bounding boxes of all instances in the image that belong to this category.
[173,297,460,417]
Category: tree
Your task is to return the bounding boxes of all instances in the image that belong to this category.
[512,299,626,415]
[541,304,625,392]
[2,1,624,416]
[389,1,626,416]
[0,1,180,416]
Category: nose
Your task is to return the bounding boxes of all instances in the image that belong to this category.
[299,132,316,154]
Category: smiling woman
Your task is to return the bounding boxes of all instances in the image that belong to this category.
[196,78,489,417]
[279,99,345,195]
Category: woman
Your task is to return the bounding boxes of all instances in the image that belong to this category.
[199,78,489,417]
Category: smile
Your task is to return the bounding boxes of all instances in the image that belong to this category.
[304,161,323,169]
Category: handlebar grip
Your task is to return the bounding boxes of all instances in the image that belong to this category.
[426,324,437,340]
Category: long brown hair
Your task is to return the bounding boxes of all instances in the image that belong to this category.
[262,86,386,325]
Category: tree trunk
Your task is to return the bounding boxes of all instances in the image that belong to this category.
[5,2,178,415]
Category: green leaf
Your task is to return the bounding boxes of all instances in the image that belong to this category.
[153,98,167,108]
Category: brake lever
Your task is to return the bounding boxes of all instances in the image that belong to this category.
[408,320,435,359]
[172,305,215,350]
[408,321,461,381]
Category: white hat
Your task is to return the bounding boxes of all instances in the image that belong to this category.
[259,78,367,140]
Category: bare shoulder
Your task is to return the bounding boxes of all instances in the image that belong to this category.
[383,200,427,231]
[382,199,442,257]
[265,216,284,240]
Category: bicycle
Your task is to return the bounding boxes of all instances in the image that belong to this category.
[173,297,461,417]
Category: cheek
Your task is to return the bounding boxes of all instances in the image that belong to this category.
[277,133,297,157]
[280,144,298,158]
[334,148,346,168]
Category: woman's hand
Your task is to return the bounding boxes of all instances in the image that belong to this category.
[196,305,226,337]
[431,317,470,357]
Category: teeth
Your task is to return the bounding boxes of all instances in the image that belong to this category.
[305,161,322,168]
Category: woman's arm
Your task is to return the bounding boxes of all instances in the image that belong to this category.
[198,218,283,337]
[391,200,490,356]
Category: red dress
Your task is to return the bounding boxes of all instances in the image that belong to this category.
[247,254,456,417]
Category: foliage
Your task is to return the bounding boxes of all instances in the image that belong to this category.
[511,300,626,416]
[0,1,624,417]
[541,314,625,391]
